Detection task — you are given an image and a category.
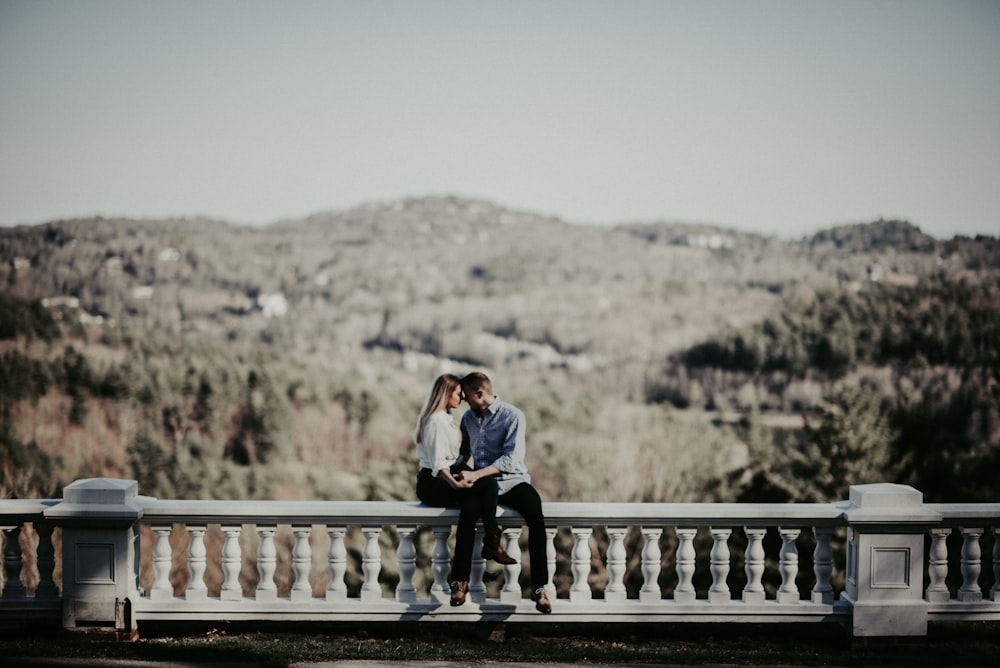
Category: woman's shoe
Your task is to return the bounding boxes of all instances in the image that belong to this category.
[531,587,552,614]
[482,531,516,565]
[450,580,468,607]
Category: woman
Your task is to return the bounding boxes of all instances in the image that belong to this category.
[415,373,515,606]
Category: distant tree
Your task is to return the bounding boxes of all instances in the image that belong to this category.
[0,350,51,411]
[129,428,175,498]
[192,374,214,425]
[0,293,59,341]
[892,369,1000,502]
[804,383,900,498]
[681,282,1000,383]
[0,420,62,498]
[224,369,291,465]
[736,383,899,503]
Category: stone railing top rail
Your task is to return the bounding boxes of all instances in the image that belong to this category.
[131,498,850,527]
[0,499,59,524]
[4,496,998,529]
[926,503,1000,523]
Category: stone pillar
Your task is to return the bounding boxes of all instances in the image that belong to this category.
[44,478,144,638]
[842,483,939,637]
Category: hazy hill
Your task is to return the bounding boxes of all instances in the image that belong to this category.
[3,196,971,366]
[2,196,997,504]
[806,218,937,253]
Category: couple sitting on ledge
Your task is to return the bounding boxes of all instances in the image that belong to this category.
[414,371,551,614]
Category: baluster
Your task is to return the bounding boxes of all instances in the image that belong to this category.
[34,522,58,599]
[958,527,983,602]
[256,526,278,601]
[291,526,313,601]
[469,527,486,604]
[926,527,952,603]
[220,525,243,601]
[326,527,347,601]
[811,527,834,604]
[500,526,522,603]
[430,527,451,602]
[544,527,557,600]
[708,527,731,603]
[133,523,143,597]
[605,526,628,602]
[570,527,592,602]
[360,527,383,602]
[674,527,697,603]
[992,528,1000,602]
[777,527,800,604]
[151,525,174,601]
[186,526,207,600]
[743,527,766,604]
[396,527,417,603]
[639,527,662,603]
[2,526,25,599]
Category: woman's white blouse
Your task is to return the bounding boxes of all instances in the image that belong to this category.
[417,411,461,476]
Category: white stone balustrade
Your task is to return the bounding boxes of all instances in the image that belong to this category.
[1,480,999,638]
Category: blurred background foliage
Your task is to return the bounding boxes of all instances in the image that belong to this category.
[1,196,997,509]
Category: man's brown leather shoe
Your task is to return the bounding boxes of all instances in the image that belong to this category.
[531,586,552,614]
[482,531,517,565]
[450,580,468,607]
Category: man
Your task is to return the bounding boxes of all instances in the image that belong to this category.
[456,371,551,614]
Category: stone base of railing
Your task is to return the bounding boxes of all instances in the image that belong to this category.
[928,601,1000,622]
[0,598,61,621]
[132,598,850,624]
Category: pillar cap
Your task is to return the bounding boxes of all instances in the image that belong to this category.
[63,478,138,505]
[849,483,922,508]
[44,478,143,523]
[844,483,939,527]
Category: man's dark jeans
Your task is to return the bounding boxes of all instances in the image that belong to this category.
[499,481,548,590]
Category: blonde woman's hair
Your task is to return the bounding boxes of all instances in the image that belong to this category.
[415,373,462,445]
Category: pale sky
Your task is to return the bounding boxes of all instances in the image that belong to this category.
[1,0,998,238]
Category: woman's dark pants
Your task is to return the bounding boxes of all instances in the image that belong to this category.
[416,469,501,581]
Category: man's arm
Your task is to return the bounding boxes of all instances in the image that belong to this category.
[487,407,527,474]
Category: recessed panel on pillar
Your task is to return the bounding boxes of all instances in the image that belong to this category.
[871,547,910,589]
[76,543,116,584]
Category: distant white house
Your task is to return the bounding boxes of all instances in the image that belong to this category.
[42,296,80,309]
[42,296,107,326]
[158,248,181,262]
[105,257,123,274]
[686,234,733,249]
[132,285,154,300]
[257,292,288,319]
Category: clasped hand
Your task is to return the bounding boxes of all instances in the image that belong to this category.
[452,471,475,489]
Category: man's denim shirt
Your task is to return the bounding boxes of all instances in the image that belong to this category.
[460,397,531,495]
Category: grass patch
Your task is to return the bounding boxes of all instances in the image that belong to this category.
[1,620,997,666]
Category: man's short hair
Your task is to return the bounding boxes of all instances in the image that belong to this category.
[461,372,492,393]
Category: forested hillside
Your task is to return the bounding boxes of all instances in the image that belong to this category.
[2,197,998,506]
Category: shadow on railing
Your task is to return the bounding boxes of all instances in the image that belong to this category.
[2,479,998,638]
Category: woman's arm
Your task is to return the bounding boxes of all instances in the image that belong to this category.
[426,415,471,488]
